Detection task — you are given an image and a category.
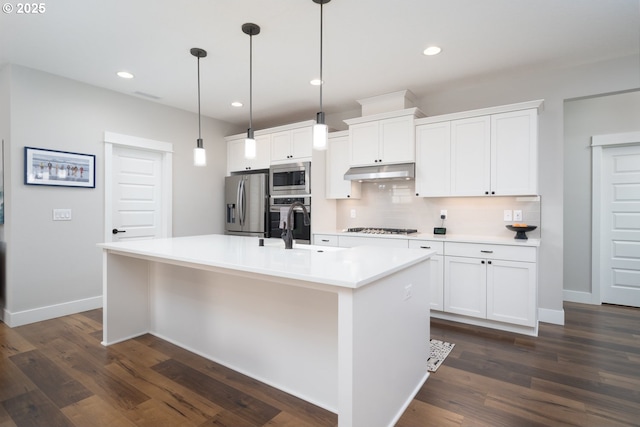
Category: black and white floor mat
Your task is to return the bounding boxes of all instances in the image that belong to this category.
[427,339,455,372]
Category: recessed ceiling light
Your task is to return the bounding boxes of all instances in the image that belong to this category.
[310,79,323,86]
[423,46,442,56]
[117,71,134,79]
[231,101,243,107]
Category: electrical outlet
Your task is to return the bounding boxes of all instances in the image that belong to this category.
[514,210,523,221]
[350,209,356,219]
[503,210,513,221]
[404,284,413,300]
[440,210,447,218]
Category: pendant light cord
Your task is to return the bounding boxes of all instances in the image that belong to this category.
[249,33,253,131]
[197,55,202,140]
[319,1,323,112]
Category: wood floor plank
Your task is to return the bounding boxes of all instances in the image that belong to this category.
[61,395,138,427]
[9,350,93,408]
[105,356,225,424]
[0,357,37,402]
[2,390,75,427]
[0,323,36,357]
[396,398,464,427]
[152,358,281,426]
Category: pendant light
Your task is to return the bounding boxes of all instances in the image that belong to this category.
[191,47,207,166]
[312,0,330,150]
[242,23,261,159]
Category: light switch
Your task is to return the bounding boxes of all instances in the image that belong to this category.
[53,209,72,221]
[350,209,356,219]
[503,210,513,222]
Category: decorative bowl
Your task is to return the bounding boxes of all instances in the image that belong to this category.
[505,225,537,240]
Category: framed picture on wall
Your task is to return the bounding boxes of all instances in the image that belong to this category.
[24,147,96,188]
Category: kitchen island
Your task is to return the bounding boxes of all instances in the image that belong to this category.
[98,234,434,427]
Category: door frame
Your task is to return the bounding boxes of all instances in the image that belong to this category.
[591,131,640,304]
[104,131,173,242]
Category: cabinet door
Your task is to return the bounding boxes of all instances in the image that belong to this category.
[227,138,246,174]
[379,115,415,164]
[491,109,538,195]
[291,127,312,160]
[450,116,491,196]
[415,122,451,197]
[253,134,271,169]
[487,259,537,326]
[271,131,292,162]
[326,135,361,199]
[444,256,486,318]
[349,121,380,166]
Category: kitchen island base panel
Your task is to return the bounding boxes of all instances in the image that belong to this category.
[101,238,432,427]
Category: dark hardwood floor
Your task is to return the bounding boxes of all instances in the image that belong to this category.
[1,302,638,426]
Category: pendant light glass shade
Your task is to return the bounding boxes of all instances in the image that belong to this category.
[242,23,260,159]
[313,112,328,150]
[190,47,207,166]
[312,0,330,151]
[244,129,256,159]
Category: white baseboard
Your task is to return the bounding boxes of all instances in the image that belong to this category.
[563,289,597,304]
[3,296,103,327]
[538,307,564,325]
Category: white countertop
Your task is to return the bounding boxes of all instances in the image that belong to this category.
[98,234,435,289]
[316,230,541,247]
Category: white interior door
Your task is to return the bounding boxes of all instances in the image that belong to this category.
[601,144,640,307]
[104,131,172,242]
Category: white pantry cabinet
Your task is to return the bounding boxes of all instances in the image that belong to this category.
[226,134,271,174]
[409,239,444,311]
[444,242,537,327]
[415,102,541,197]
[271,126,313,164]
[345,109,422,167]
[326,131,361,199]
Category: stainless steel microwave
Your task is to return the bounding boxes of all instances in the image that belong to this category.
[270,162,311,196]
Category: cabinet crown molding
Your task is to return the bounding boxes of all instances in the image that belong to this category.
[225,120,316,141]
[344,107,425,125]
[415,99,544,126]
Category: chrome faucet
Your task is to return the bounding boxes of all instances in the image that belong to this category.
[281,201,310,249]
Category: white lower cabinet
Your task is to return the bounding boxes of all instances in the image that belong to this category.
[409,240,444,311]
[444,242,537,327]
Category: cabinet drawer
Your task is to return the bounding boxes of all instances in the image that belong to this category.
[338,235,409,248]
[409,239,444,254]
[445,242,536,262]
[314,234,339,247]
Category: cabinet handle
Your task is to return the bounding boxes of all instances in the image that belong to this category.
[480,250,494,253]
[491,191,495,195]
[481,260,485,264]
[347,195,350,198]
[485,191,489,195]
[488,260,492,264]
[416,193,419,196]
[321,239,330,242]
[420,246,431,249]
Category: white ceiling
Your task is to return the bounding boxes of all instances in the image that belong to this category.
[1,0,639,129]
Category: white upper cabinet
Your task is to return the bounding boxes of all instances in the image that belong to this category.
[346,109,420,167]
[415,101,541,197]
[326,131,361,199]
[490,109,538,196]
[271,126,312,164]
[451,116,492,196]
[226,134,270,174]
[415,122,451,197]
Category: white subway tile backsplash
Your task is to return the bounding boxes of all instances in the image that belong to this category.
[336,182,541,238]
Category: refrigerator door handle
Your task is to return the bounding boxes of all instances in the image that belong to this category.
[239,178,247,226]
[236,179,243,227]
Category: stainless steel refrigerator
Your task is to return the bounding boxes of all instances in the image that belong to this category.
[225,172,269,238]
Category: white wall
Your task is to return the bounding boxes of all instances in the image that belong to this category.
[0,65,10,315]
[563,90,640,301]
[3,65,235,326]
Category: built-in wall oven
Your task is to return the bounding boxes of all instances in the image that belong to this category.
[270,162,311,196]
[269,196,311,244]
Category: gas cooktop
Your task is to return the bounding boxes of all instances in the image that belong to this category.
[346,227,418,235]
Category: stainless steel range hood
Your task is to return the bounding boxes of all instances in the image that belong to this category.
[343,163,415,182]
